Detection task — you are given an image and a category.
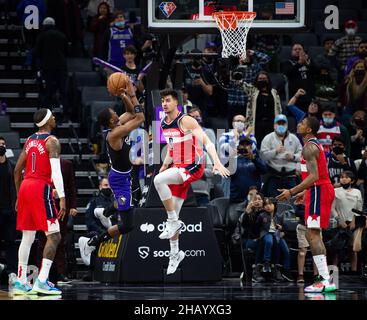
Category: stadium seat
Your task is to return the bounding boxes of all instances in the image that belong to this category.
[314,21,341,36]
[67,58,93,72]
[279,46,292,62]
[73,72,103,87]
[206,117,228,131]
[268,73,288,102]
[308,46,325,59]
[81,86,115,108]
[0,131,20,149]
[292,33,319,46]
[209,197,230,223]
[0,115,10,131]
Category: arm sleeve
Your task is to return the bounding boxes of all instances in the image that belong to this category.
[50,158,65,198]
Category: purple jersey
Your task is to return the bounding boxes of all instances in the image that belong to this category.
[108,27,135,69]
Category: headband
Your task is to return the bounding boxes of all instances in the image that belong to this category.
[36,109,52,127]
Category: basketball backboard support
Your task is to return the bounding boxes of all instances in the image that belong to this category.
[147,0,307,31]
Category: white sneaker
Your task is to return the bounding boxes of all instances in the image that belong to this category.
[159,220,184,240]
[94,209,112,229]
[78,237,96,266]
[304,275,336,293]
[8,273,17,287]
[167,250,185,275]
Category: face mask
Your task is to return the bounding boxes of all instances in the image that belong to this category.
[341,183,351,189]
[354,119,365,128]
[323,117,334,125]
[195,116,202,124]
[333,146,344,155]
[115,21,125,28]
[101,188,113,197]
[0,146,5,156]
[257,80,268,89]
[355,70,366,78]
[233,122,245,131]
[346,28,356,36]
[237,148,247,155]
[275,125,287,135]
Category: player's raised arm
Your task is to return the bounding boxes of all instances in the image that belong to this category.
[46,136,66,219]
[180,115,230,178]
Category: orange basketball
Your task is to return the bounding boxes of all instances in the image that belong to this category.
[107,72,129,96]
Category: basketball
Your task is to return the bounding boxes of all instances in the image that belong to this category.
[107,72,129,96]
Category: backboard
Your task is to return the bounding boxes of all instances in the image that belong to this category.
[147,0,307,31]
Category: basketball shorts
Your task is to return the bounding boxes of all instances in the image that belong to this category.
[17,178,60,235]
[108,167,133,211]
[169,163,204,199]
[304,183,335,229]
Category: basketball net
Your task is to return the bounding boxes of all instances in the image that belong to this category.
[213,11,256,60]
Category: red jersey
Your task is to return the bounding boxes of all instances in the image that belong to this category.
[300,138,331,186]
[24,132,53,184]
[316,121,342,154]
[161,112,204,168]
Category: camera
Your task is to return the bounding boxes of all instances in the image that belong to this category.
[192,58,202,69]
[232,65,247,81]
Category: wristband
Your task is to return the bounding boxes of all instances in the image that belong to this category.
[134,104,144,113]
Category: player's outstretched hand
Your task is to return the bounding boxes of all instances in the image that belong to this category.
[213,163,230,178]
[276,189,291,202]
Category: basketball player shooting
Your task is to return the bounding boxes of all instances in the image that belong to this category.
[78,76,145,266]
[276,117,336,293]
[154,89,230,275]
[13,109,65,295]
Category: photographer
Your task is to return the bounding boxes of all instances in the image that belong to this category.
[230,136,267,203]
[346,111,367,161]
[238,49,271,84]
[327,136,357,187]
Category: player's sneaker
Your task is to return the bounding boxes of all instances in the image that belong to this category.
[94,209,112,229]
[167,250,185,275]
[12,281,36,295]
[304,275,336,293]
[78,236,96,266]
[159,220,184,239]
[32,278,62,295]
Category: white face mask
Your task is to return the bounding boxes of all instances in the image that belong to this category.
[346,28,356,36]
[233,121,245,131]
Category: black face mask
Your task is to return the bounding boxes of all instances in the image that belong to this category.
[257,80,268,89]
[100,188,113,197]
[238,148,248,155]
[341,183,351,189]
[355,70,366,79]
[333,146,344,155]
[0,146,6,156]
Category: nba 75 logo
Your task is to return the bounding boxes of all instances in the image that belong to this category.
[159,2,177,18]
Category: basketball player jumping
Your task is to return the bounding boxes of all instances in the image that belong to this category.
[79,78,145,265]
[277,117,336,293]
[154,89,230,275]
[13,109,65,295]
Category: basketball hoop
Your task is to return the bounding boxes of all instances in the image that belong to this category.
[213,11,256,60]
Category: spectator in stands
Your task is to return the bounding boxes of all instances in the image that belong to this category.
[327,136,357,187]
[317,104,351,156]
[344,59,367,114]
[85,177,116,236]
[314,66,338,102]
[33,17,69,119]
[181,88,193,113]
[253,33,281,73]
[245,71,282,145]
[240,190,265,283]
[188,107,215,206]
[346,111,367,161]
[47,0,85,57]
[237,49,271,84]
[287,89,322,123]
[229,136,267,203]
[38,159,77,284]
[256,197,292,281]
[345,40,367,77]
[260,114,302,197]
[87,0,114,28]
[281,43,317,112]
[16,0,46,67]
[121,45,145,95]
[0,136,17,286]
[332,171,363,272]
[329,20,362,76]
[90,1,112,60]
[357,150,367,210]
[218,114,257,197]
[295,205,318,283]
[103,10,135,69]
[314,38,338,82]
